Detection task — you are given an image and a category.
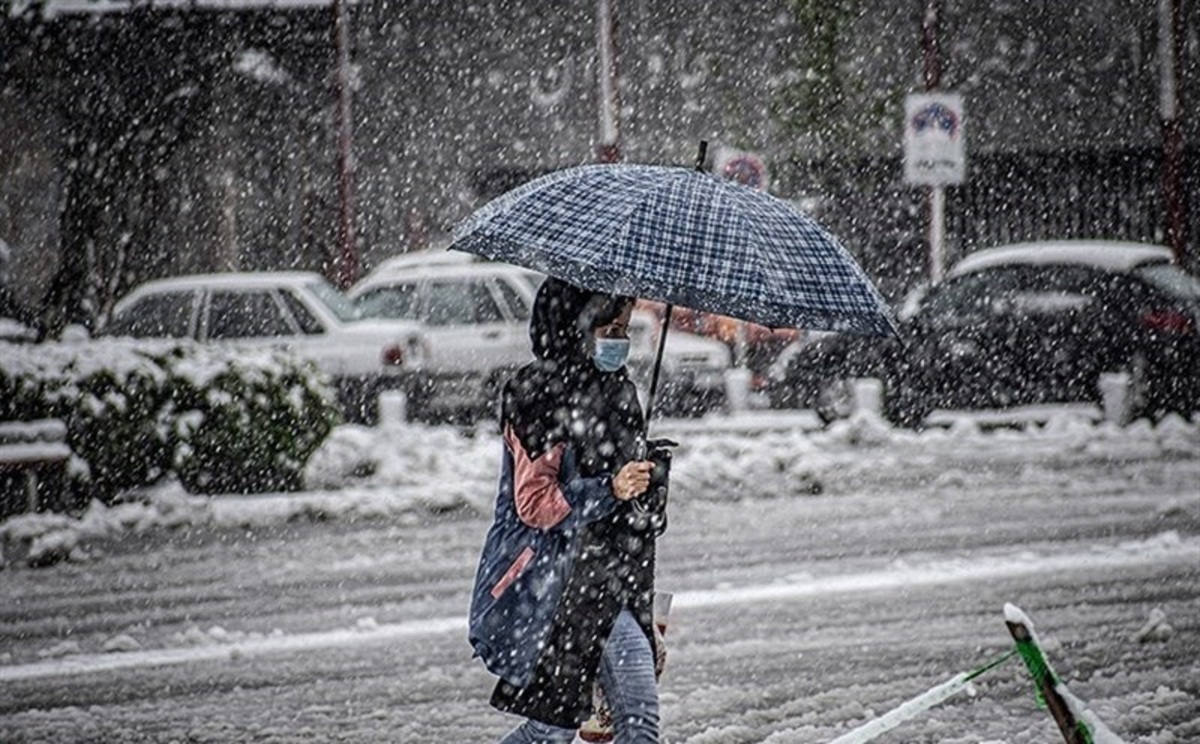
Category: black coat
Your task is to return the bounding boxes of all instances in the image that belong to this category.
[487,279,668,728]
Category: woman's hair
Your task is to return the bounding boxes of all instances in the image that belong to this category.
[579,291,632,332]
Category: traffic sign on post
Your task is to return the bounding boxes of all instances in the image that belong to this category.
[904,92,965,283]
[904,92,965,186]
[715,147,770,192]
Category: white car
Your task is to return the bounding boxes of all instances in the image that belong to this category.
[349,260,541,421]
[628,309,731,417]
[351,256,731,420]
[103,272,426,421]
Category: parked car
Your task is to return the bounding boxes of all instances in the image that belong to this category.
[765,330,879,422]
[628,309,731,417]
[349,261,543,421]
[102,272,426,422]
[351,256,733,421]
[768,240,1200,426]
[665,306,798,392]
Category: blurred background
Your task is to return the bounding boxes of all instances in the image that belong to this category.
[0,0,1195,337]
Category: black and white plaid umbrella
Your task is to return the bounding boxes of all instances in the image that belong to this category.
[452,163,896,337]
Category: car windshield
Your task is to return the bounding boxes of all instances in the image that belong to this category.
[354,283,420,320]
[305,279,361,323]
[1135,263,1200,303]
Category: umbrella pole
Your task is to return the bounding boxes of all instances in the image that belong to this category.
[645,304,673,424]
[645,142,706,427]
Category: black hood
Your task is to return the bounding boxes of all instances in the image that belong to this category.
[528,277,631,366]
[504,277,640,462]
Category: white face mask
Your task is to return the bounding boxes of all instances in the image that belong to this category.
[592,338,631,372]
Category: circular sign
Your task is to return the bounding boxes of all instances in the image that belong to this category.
[910,102,959,137]
[721,153,769,190]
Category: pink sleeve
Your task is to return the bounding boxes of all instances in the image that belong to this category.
[505,426,572,530]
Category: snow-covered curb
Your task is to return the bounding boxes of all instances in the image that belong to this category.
[3,411,1198,568]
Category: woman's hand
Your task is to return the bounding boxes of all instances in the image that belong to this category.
[612,460,654,501]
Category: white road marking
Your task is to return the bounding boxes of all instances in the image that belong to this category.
[3,532,1195,682]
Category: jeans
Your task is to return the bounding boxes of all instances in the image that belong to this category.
[499,608,659,743]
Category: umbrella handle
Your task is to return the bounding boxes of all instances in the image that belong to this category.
[645,303,673,428]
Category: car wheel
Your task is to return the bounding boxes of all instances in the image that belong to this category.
[882,377,931,429]
[814,377,857,425]
[404,379,432,423]
[767,383,799,410]
[335,378,376,425]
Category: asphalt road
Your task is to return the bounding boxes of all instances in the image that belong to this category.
[2,427,1199,743]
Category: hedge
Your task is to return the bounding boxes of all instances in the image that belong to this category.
[0,339,340,508]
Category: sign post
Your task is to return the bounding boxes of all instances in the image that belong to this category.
[903,92,965,282]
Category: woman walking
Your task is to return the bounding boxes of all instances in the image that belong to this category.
[469,277,670,743]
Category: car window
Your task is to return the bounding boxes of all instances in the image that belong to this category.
[279,289,324,335]
[206,290,294,339]
[515,270,543,295]
[106,291,196,338]
[920,268,1025,321]
[305,279,360,323]
[994,265,1097,315]
[1135,263,1200,303]
[493,277,533,320]
[424,280,504,325]
[354,283,421,320]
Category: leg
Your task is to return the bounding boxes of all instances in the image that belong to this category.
[598,608,660,743]
[498,718,578,744]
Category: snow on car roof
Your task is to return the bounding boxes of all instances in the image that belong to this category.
[352,259,541,294]
[948,241,1174,277]
[370,248,475,274]
[125,271,329,294]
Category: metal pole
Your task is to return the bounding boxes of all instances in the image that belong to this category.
[922,0,944,283]
[1159,0,1187,267]
[333,0,359,289]
[930,185,946,283]
[595,0,621,163]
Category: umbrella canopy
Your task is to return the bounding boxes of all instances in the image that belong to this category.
[451,163,897,337]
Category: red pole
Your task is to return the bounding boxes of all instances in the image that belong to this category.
[921,0,942,91]
[595,0,622,163]
[1159,0,1187,267]
[333,0,359,289]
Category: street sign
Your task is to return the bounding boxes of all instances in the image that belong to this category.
[715,147,769,191]
[903,93,965,185]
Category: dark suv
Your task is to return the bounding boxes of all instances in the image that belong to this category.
[770,241,1200,426]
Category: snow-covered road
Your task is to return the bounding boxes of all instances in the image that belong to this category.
[2,411,1199,743]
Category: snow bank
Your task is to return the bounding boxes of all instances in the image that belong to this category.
[3,410,1198,568]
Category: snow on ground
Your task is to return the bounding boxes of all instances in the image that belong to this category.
[4,407,1197,562]
[2,408,1199,743]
